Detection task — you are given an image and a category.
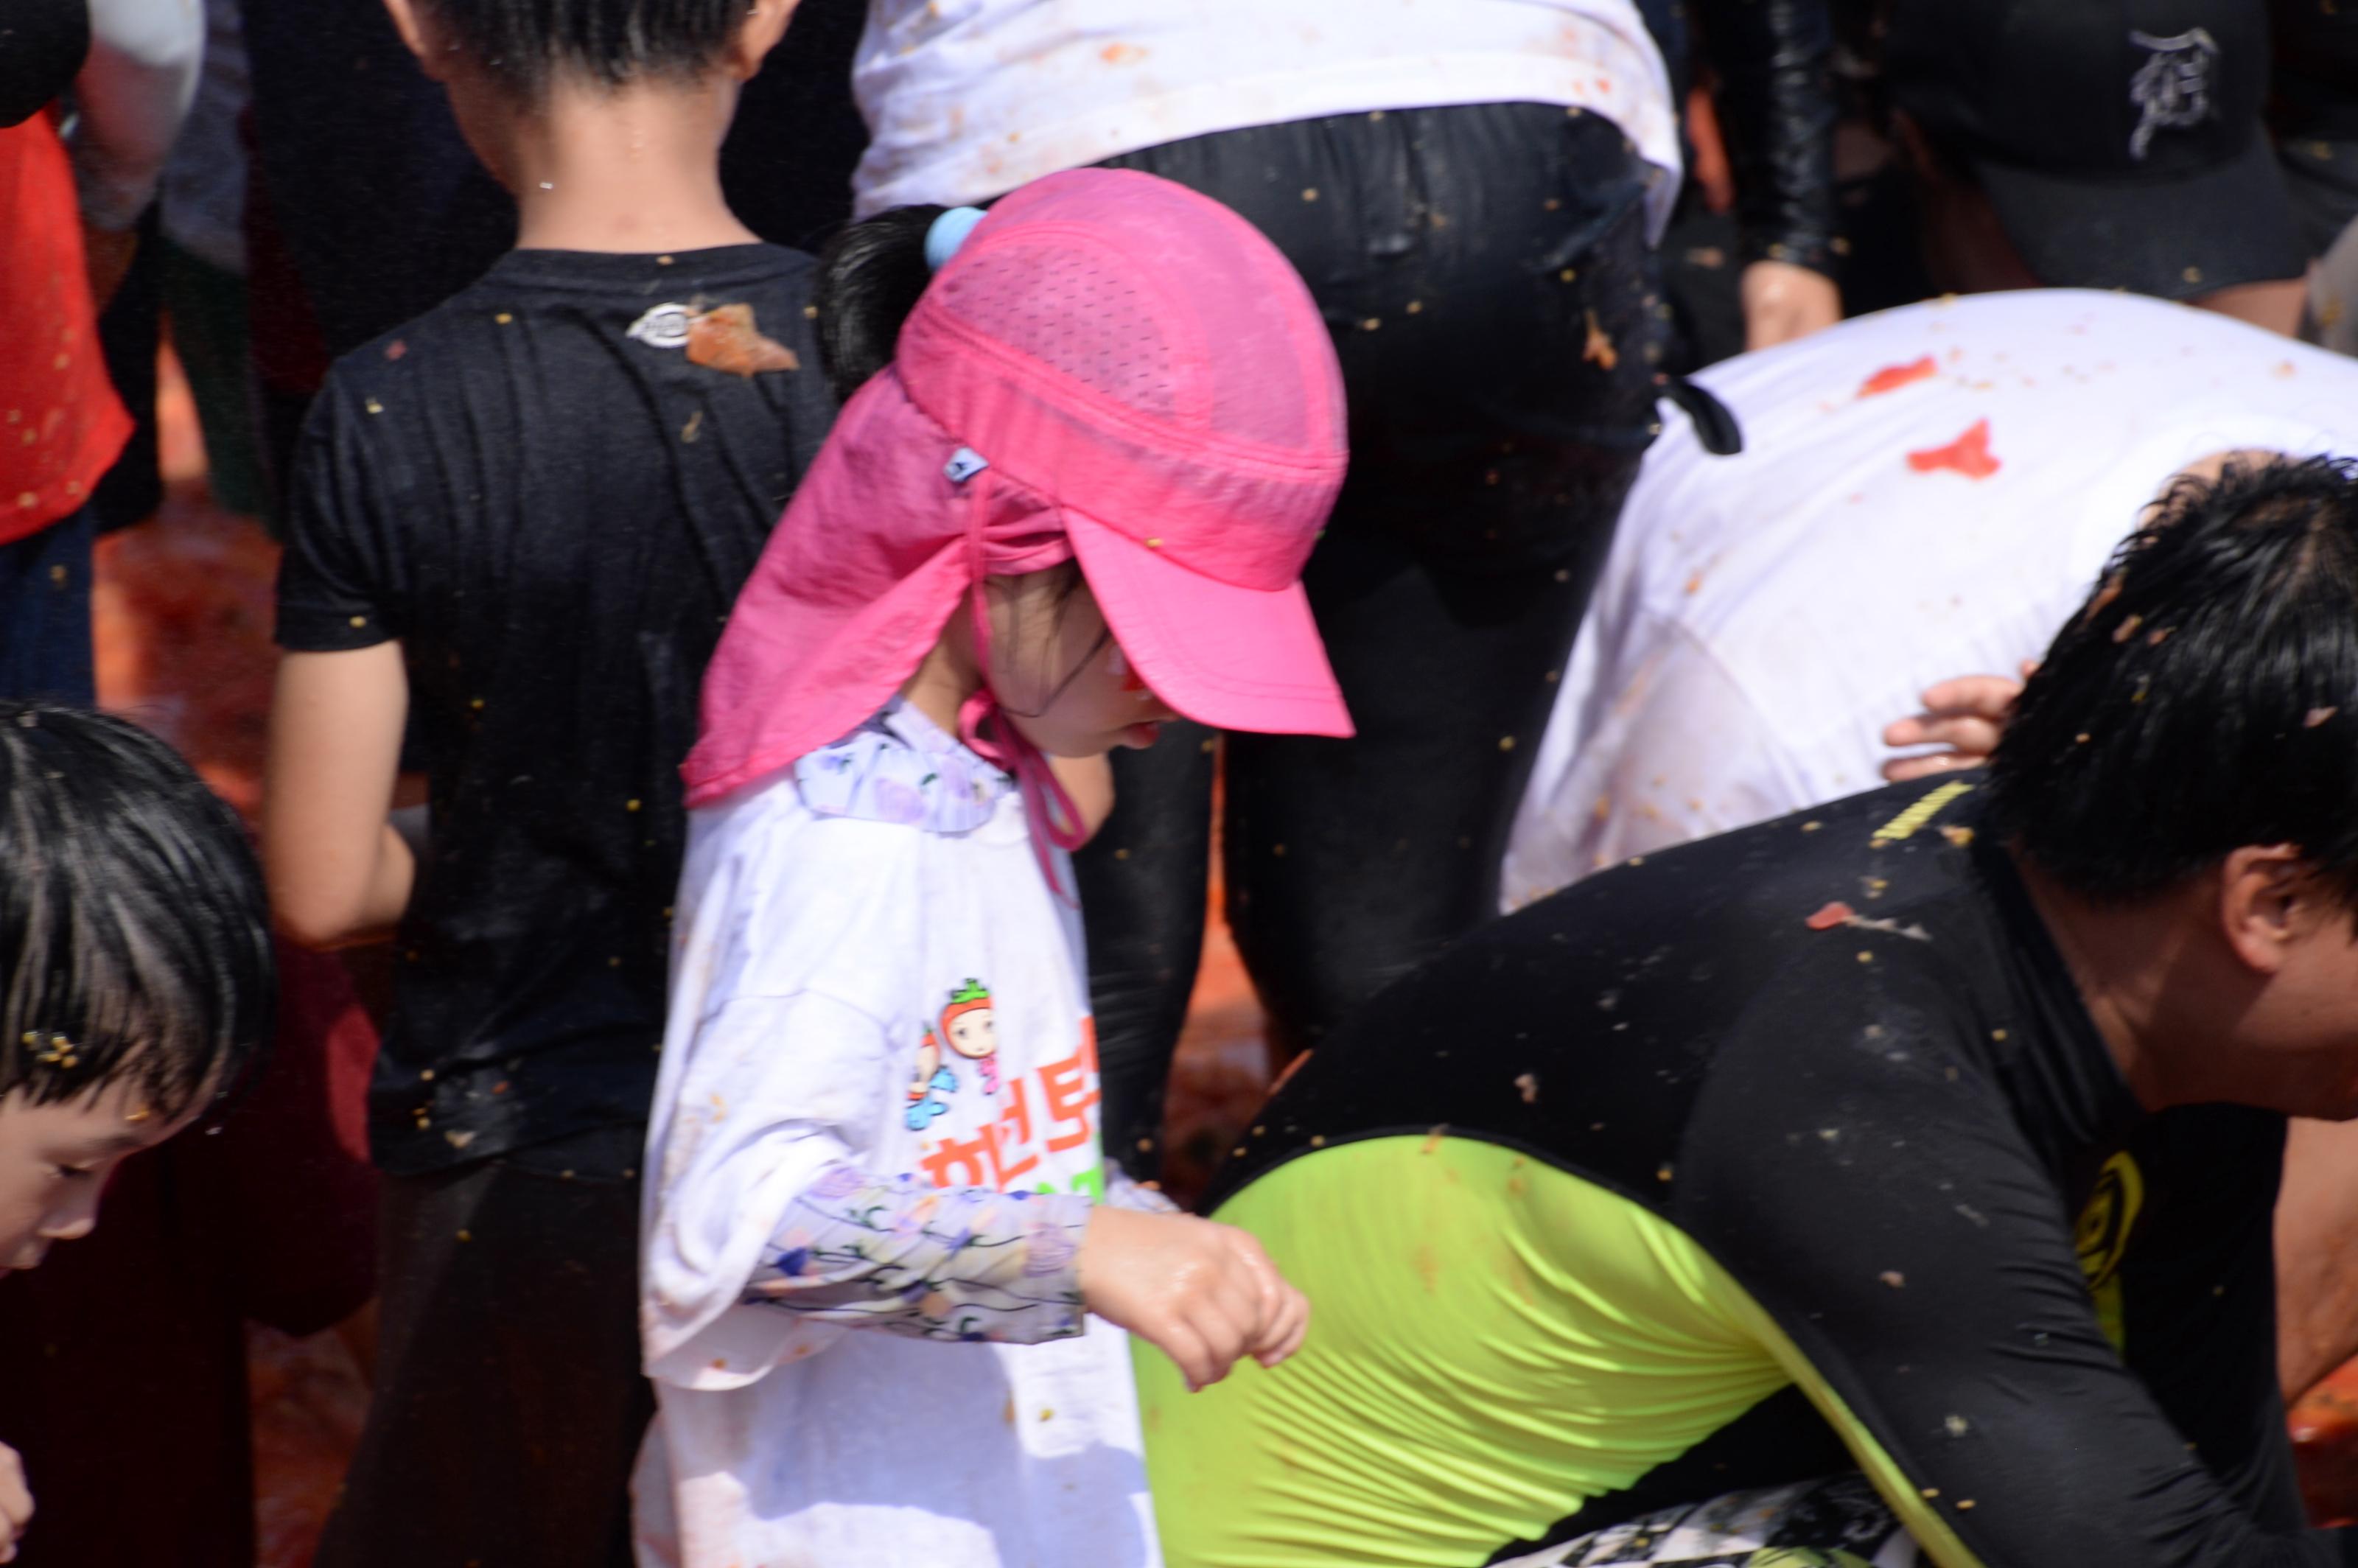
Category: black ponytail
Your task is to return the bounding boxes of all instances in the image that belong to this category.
[814,203,948,405]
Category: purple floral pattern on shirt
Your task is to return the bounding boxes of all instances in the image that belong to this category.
[746,1161,1091,1344]
[794,699,1009,832]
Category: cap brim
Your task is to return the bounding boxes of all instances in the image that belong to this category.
[1971,132,2305,300]
[1065,508,1353,739]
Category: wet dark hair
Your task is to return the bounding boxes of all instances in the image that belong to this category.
[814,203,948,405]
[419,0,752,101]
[1988,455,2358,906]
[0,705,274,1119]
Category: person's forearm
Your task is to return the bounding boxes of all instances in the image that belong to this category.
[69,0,203,231]
[264,646,415,948]
[744,1162,1092,1344]
[287,822,415,949]
[349,822,417,945]
[1695,0,1839,275]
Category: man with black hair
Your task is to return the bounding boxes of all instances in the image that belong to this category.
[1502,286,2358,1406]
[1141,456,2358,1564]
[262,1,833,1563]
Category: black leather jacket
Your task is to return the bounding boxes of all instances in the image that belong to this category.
[1642,0,1841,276]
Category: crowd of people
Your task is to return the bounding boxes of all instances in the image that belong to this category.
[9,0,2358,1564]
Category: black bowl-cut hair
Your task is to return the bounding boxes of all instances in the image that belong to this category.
[0,705,273,1120]
[420,0,752,101]
[1990,454,2358,906]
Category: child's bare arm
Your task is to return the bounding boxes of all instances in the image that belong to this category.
[265,646,415,948]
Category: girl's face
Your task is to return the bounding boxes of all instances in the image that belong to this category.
[987,573,1178,758]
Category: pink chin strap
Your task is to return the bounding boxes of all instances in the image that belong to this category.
[952,464,1089,903]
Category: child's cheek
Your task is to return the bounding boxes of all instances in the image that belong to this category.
[1112,645,1147,694]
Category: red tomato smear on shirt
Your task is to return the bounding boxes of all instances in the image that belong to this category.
[1906,419,2001,480]
[1858,356,1938,397]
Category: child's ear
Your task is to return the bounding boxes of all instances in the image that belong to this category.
[727,0,802,80]
[380,0,450,80]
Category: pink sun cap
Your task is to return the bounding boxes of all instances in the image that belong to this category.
[682,167,1351,808]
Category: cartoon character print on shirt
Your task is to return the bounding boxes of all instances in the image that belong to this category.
[917,1012,1104,1200]
[903,979,1000,1130]
[940,979,1000,1095]
[905,1026,959,1131]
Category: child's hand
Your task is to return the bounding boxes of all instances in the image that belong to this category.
[1078,1208,1310,1393]
[1881,663,2035,783]
[0,1440,32,1561]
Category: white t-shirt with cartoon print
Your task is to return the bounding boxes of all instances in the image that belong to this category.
[635,701,1158,1568]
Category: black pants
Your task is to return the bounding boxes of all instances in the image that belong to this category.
[1088,104,1669,1177]
[312,1129,651,1568]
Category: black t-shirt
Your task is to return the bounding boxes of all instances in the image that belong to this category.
[276,245,833,1175]
[1180,776,2336,1565]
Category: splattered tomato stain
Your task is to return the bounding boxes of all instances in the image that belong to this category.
[686,303,800,377]
[1582,309,1619,371]
[1805,901,1856,931]
[1858,356,1936,397]
[1906,419,2001,480]
[1099,42,1148,64]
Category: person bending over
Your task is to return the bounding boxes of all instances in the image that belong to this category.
[1500,288,2358,1406]
[1143,457,2358,1565]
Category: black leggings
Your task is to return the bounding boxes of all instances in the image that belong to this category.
[1086,103,1670,1178]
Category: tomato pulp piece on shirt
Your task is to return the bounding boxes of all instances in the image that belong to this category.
[1906,419,2001,480]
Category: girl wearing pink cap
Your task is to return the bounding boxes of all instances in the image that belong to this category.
[634,169,1339,1567]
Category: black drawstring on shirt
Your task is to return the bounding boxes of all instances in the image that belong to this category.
[1656,375,1743,457]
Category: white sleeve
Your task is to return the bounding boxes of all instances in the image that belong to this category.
[70,0,203,230]
[642,985,898,1388]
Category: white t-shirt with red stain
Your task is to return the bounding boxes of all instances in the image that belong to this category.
[636,701,1154,1568]
[1504,289,2358,909]
[850,0,1680,239]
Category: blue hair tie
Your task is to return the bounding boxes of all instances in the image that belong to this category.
[925,206,989,272]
